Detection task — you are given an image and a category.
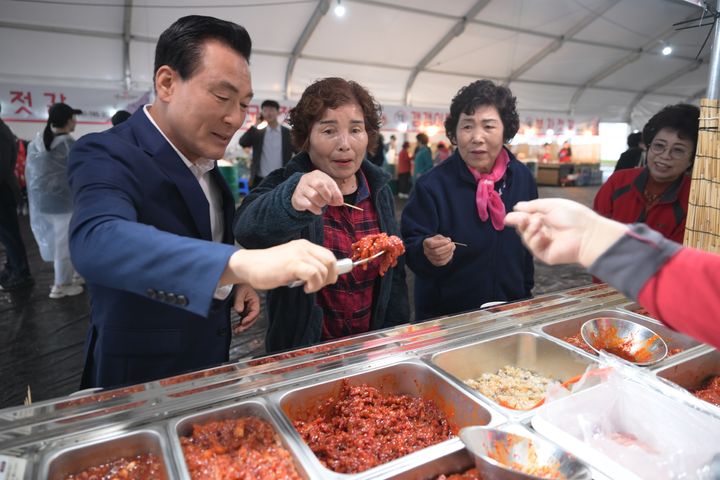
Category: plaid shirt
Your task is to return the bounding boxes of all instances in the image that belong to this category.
[318,171,380,340]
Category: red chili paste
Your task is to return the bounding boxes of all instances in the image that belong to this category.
[293,380,454,473]
[180,417,300,480]
[436,467,482,479]
[691,375,720,406]
[64,453,162,480]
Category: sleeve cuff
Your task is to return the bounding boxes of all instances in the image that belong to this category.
[213,283,234,300]
[587,223,681,300]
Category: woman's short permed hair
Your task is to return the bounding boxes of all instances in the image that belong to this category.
[288,77,382,155]
[642,103,700,155]
[444,80,519,145]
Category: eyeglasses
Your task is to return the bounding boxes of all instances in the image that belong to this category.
[649,141,691,160]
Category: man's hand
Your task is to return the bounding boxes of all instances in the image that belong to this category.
[505,198,628,267]
[423,235,456,267]
[221,239,339,294]
[291,170,344,215]
[232,284,260,334]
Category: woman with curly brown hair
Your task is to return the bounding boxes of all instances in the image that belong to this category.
[401,79,538,321]
[234,77,409,352]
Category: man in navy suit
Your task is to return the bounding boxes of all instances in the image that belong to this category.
[68,15,339,389]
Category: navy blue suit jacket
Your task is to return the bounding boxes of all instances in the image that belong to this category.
[68,110,238,388]
[401,149,537,321]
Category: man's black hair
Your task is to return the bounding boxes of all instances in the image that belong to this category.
[261,100,280,110]
[627,131,642,148]
[154,15,252,81]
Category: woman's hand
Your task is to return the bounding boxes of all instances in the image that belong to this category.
[291,170,344,215]
[222,239,339,293]
[505,198,628,267]
[423,235,456,267]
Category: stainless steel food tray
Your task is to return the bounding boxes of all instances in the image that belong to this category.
[538,309,703,367]
[270,358,502,479]
[169,398,316,479]
[655,348,720,411]
[39,427,174,480]
[431,331,596,419]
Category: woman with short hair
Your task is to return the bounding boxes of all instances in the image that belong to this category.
[594,103,699,243]
[234,77,409,351]
[402,80,538,321]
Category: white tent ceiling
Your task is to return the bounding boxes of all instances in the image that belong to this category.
[0,0,714,128]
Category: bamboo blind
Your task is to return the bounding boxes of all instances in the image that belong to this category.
[684,98,720,252]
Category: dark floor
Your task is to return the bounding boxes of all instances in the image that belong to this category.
[0,185,597,409]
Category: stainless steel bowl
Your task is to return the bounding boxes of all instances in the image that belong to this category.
[581,317,667,366]
[459,426,592,480]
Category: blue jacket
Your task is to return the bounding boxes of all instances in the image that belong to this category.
[413,145,433,180]
[68,110,238,388]
[401,148,537,321]
[234,152,409,352]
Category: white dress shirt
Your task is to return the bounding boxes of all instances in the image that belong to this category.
[143,105,232,300]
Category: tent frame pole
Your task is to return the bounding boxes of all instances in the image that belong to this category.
[707,0,720,99]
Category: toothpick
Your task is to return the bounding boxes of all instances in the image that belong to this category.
[343,202,364,211]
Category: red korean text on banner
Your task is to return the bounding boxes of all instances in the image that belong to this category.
[10,91,32,116]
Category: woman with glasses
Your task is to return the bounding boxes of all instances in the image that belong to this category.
[593,104,699,243]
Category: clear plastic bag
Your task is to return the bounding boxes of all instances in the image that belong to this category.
[533,356,720,479]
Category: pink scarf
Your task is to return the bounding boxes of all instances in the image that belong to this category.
[469,148,509,230]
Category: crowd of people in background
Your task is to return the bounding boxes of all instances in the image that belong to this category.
[0,14,704,390]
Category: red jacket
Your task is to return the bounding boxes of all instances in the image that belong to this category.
[589,224,720,351]
[593,167,690,243]
[639,248,720,350]
[397,149,411,174]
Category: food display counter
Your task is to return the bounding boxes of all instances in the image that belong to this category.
[1,283,719,479]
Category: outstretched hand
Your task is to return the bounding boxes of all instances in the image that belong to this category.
[223,239,339,293]
[505,198,628,267]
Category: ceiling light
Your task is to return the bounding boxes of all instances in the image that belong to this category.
[334,0,345,17]
[662,45,672,56]
[546,129,554,136]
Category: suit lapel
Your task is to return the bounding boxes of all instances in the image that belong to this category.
[130,112,213,241]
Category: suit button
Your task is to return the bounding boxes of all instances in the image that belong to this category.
[177,295,188,306]
[216,327,228,336]
[147,288,157,299]
[166,293,177,304]
[157,290,167,302]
